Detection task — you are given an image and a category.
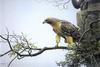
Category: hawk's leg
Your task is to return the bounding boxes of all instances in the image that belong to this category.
[55,35,60,47]
[65,36,73,47]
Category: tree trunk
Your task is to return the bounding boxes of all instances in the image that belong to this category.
[77,2,100,67]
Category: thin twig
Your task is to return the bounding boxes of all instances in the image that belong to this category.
[0,35,7,40]
[0,50,11,57]
[7,49,26,67]
[63,0,70,8]
[6,39,13,51]
[7,56,17,67]
[0,34,13,50]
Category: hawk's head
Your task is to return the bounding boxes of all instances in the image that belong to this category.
[43,17,60,26]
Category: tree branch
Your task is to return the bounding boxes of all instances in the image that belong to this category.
[0,35,7,40]
[0,50,11,57]
[0,33,73,58]
[16,46,71,57]
[8,56,17,67]
[0,34,13,50]
[7,49,26,67]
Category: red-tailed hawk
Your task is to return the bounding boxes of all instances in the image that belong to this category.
[43,17,80,47]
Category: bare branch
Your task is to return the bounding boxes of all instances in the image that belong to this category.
[0,35,7,40]
[7,56,17,67]
[0,50,11,57]
[7,39,13,51]
[0,34,13,50]
[0,33,72,58]
[16,46,70,57]
[7,49,26,67]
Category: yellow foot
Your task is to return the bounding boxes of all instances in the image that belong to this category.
[67,44,73,48]
[55,45,59,47]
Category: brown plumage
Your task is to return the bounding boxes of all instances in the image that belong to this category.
[43,17,80,47]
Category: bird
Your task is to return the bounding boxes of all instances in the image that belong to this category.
[43,17,80,47]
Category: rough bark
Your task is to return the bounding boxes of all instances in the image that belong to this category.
[77,1,100,67]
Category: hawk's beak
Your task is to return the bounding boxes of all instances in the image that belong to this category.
[43,21,47,24]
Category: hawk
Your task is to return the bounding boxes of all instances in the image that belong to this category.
[43,17,80,47]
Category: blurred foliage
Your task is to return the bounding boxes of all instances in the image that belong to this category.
[8,33,37,57]
[57,40,100,67]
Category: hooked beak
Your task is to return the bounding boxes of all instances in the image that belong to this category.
[43,21,47,24]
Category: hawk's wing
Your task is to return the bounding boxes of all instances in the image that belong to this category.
[60,20,80,41]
